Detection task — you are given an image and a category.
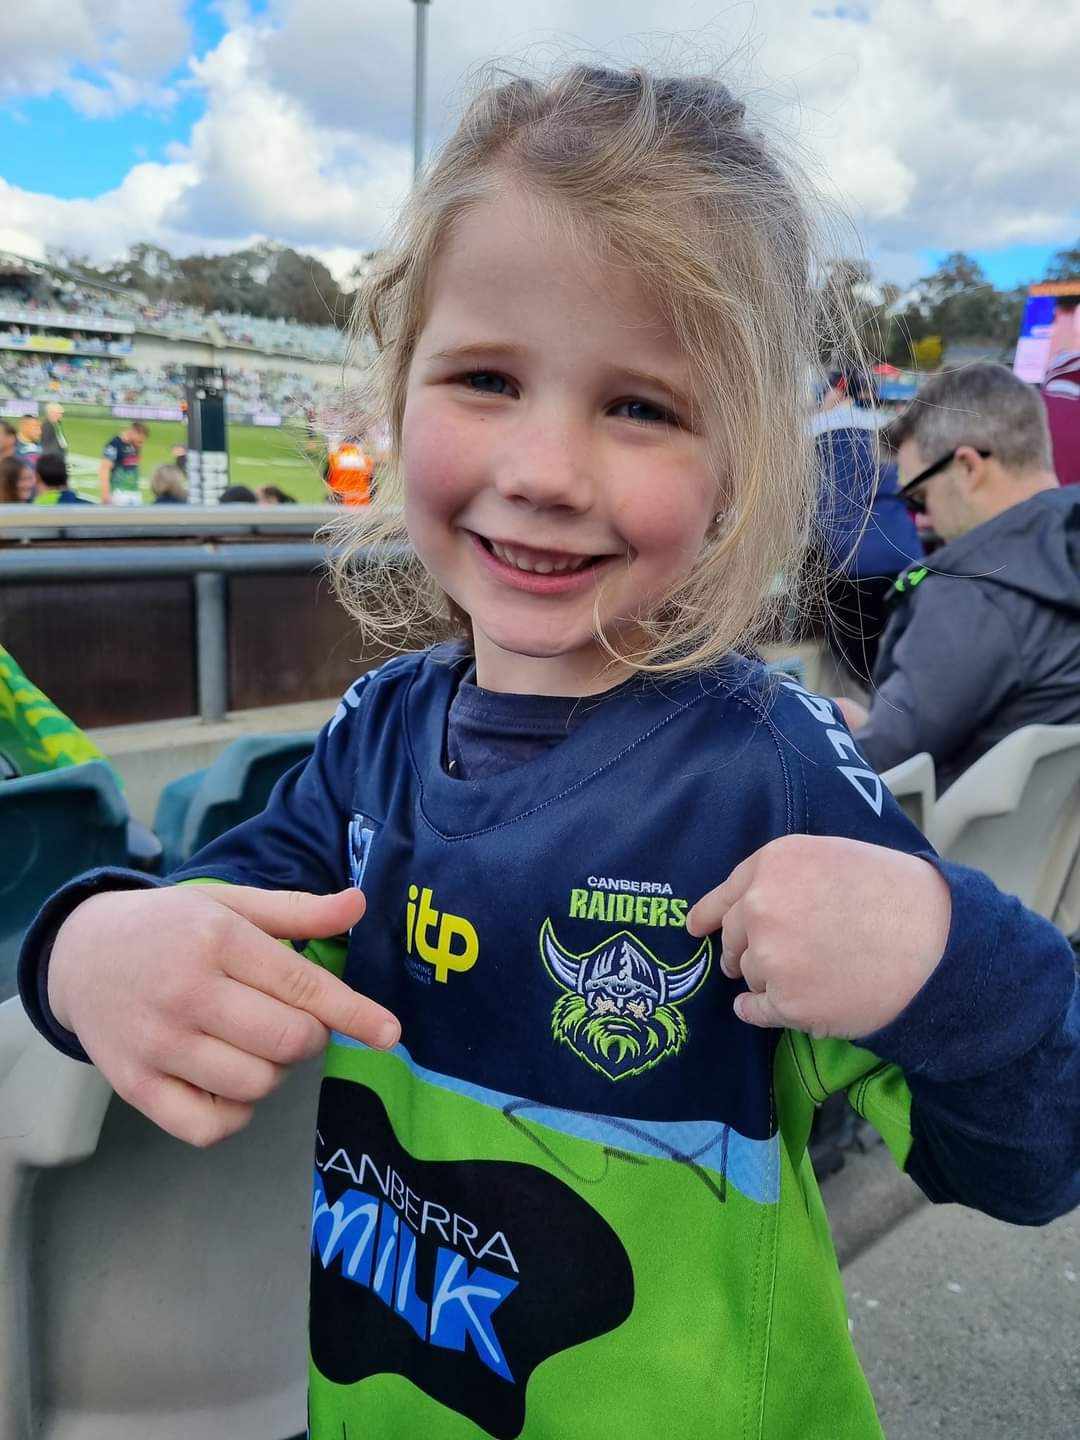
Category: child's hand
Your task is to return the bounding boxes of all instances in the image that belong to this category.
[47,884,399,1147]
[687,836,951,1037]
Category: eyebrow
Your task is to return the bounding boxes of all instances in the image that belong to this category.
[427,342,527,364]
[427,343,691,403]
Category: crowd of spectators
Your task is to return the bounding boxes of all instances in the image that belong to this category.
[0,353,336,418]
[210,312,346,362]
[0,258,348,363]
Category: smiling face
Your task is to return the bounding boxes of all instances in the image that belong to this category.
[401,184,717,695]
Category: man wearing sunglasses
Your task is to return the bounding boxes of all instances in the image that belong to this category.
[834,362,1080,792]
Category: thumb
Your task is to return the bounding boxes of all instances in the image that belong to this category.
[190,884,366,940]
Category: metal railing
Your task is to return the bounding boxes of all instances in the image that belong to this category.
[0,502,333,543]
[0,536,329,724]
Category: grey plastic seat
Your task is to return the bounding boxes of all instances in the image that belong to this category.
[1053,850,1080,939]
[0,996,316,1440]
[925,724,1080,919]
[880,752,936,833]
[764,655,807,686]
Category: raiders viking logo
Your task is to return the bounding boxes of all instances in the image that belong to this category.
[539,920,711,1081]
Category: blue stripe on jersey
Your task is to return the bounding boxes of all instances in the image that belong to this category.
[330,1036,781,1204]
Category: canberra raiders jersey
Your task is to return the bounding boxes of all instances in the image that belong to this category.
[168,646,947,1440]
[102,435,141,496]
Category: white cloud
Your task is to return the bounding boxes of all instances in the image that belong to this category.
[0,0,190,115]
[172,24,411,248]
[0,0,1076,286]
[0,161,197,262]
[254,0,1080,273]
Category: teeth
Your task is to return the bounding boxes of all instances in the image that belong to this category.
[490,541,587,574]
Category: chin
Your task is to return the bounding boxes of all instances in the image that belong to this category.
[484,628,593,661]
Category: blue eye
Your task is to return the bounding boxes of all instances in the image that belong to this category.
[464,371,513,395]
[613,399,676,426]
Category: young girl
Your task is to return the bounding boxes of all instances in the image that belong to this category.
[20,66,1078,1439]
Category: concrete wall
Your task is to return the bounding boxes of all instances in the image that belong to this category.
[88,698,338,826]
[131,334,217,368]
[131,333,354,388]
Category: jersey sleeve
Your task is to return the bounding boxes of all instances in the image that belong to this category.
[102,440,118,462]
[167,677,375,980]
[774,678,1080,1225]
[18,674,376,1059]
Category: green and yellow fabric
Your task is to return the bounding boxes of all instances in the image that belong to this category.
[0,644,115,782]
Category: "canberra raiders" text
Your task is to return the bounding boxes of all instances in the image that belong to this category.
[569,874,688,928]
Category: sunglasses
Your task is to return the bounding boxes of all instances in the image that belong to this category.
[899,448,992,515]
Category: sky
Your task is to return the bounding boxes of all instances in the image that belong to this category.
[0,0,1077,291]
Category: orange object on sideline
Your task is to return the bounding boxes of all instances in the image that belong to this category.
[326,443,374,505]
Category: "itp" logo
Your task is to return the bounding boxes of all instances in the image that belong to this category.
[405,885,479,983]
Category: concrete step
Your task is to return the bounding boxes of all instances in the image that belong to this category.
[823,1137,1078,1439]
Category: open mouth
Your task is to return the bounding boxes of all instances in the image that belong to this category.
[475,535,603,575]
[466,532,621,593]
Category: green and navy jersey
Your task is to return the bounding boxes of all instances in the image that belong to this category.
[102,434,141,495]
[19,648,1080,1438]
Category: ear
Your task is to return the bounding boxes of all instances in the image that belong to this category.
[953,444,989,491]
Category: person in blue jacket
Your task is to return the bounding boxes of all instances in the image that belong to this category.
[815,368,922,681]
[18,65,1079,1440]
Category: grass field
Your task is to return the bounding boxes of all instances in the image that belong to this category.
[61,415,330,504]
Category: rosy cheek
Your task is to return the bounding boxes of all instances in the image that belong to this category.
[614,487,710,557]
[403,396,489,507]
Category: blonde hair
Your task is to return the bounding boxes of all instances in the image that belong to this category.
[329,64,846,673]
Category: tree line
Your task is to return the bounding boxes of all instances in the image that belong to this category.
[48,240,376,331]
[51,235,1080,363]
[823,239,1080,370]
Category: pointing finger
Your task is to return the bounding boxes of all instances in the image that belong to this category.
[687,854,757,938]
[192,884,367,941]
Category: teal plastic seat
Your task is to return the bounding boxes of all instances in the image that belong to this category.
[0,761,130,1001]
[154,733,318,873]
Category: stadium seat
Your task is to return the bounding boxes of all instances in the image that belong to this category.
[880,751,936,833]
[0,995,316,1440]
[0,762,130,1002]
[154,732,318,872]
[925,724,1080,919]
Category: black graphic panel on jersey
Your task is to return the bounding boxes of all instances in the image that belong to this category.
[310,1080,635,1439]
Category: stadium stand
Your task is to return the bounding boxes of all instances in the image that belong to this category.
[0,351,336,417]
[0,251,350,418]
[211,311,346,363]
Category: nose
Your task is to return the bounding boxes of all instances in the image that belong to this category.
[491,409,593,514]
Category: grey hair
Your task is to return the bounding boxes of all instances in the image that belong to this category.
[150,463,187,500]
[884,363,1053,474]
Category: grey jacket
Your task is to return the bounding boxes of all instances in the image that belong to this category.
[856,487,1080,791]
